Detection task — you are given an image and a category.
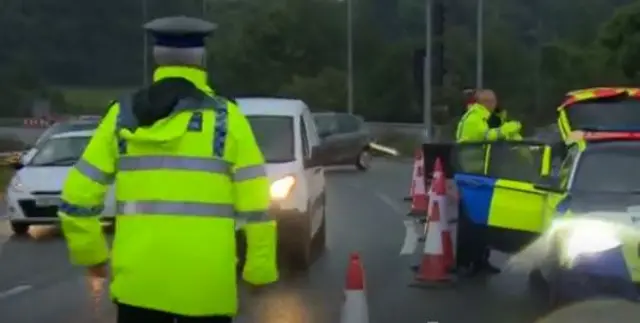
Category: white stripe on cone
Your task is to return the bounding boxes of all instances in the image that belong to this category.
[340,290,369,323]
[424,218,445,255]
[424,195,447,255]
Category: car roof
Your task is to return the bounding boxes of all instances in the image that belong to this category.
[52,119,100,126]
[313,111,363,119]
[49,130,95,139]
[234,97,306,117]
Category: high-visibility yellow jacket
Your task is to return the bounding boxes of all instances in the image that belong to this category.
[494,110,523,140]
[456,104,522,142]
[59,66,278,316]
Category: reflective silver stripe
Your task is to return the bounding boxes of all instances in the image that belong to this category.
[236,211,271,223]
[233,165,266,181]
[74,159,114,185]
[118,156,231,174]
[116,201,234,217]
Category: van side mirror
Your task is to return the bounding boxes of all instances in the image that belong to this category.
[534,175,563,193]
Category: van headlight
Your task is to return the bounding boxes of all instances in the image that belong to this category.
[270,176,295,200]
[565,221,621,259]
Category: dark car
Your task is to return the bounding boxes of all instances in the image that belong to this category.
[312,112,373,171]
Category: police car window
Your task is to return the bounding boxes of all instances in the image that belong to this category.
[246,116,295,163]
[29,137,91,166]
[486,143,544,182]
[572,142,640,192]
[300,118,310,157]
[566,96,640,131]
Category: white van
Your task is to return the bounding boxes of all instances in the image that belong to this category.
[235,97,328,270]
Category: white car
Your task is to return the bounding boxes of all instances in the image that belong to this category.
[235,97,328,270]
[6,130,115,235]
[20,119,101,164]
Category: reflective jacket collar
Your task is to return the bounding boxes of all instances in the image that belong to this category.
[469,103,491,119]
[153,66,214,95]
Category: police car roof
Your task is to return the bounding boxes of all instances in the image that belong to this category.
[234,97,307,117]
[50,130,95,139]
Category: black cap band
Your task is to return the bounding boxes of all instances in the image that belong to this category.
[152,32,206,48]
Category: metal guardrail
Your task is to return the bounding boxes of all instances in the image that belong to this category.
[0,118,429,133]
[0,118,430,139]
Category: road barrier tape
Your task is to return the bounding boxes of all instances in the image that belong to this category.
[368,142,399,156]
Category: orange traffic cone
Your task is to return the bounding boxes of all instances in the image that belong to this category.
[407,149,428,217]
[410,158,455,287]
[340,253,369,323]
[411,200,455,286]
[404,148,422,201]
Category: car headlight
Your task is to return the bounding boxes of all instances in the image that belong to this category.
[565,221,621,260]
[270,176,295,200]
[9,176,25,193]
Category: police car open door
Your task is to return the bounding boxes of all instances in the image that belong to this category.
[452,141,552,254]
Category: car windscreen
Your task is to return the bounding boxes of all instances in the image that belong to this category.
[246,116,295,163]
[566,96,640,131]
[313,114,338,135]
[572,142,640,193]
[28,136,90,166]
[35,122,98,146]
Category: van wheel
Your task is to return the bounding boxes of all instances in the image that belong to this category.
[289,216,313,271]
[312,197,327,254]
[355,148,372,171]
[11,222,29,236]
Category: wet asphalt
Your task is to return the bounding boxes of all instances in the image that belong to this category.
[0,159,588,323]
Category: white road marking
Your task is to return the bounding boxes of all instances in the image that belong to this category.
[399,219,420,255]
[0,285,32,300]
[374,191,404,215]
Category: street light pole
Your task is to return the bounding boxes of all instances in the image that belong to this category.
[475,0,483,89]
[423,0,432,139]
[142,0,149,86]
[347,0,354,114]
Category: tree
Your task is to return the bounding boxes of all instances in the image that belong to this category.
[600,2,640,79]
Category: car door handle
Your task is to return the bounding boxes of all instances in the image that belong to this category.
[459,179,490,188]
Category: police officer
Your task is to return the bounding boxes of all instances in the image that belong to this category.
[455,89,521,276]
[59,16,278,323]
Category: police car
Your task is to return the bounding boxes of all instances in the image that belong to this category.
[234,97,327,270]
[6,130,116,234]
[452,88,640,307]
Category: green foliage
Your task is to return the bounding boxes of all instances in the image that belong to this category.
[599,2,640,79]
[1,0,639,126]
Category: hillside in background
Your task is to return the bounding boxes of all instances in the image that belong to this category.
[1,0,638,125]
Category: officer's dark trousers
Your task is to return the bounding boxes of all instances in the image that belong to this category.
[116,302,233,323]
[455,200,490,269]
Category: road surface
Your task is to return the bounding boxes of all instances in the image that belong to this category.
[0,159,557,323]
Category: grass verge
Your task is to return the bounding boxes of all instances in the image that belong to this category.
[0,168,15,199]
